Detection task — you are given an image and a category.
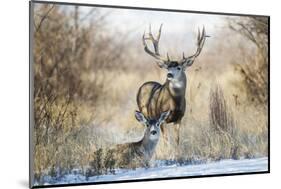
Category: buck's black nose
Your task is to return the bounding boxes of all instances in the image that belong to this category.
[167,73,173,78]
[151,130,157,135]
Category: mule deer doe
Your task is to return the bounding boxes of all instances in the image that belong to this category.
[137,24,208,155]
[111,110,170,169]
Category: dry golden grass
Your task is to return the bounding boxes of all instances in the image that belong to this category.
[32,5,268,183]
[34,60,268,182]
[80,64,268,161]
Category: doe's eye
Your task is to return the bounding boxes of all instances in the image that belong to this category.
[177,67,181,70]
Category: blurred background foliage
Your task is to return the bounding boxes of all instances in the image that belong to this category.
[32,3,268,184]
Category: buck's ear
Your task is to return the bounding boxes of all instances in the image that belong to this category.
[159,111,170,124]
[156,61,168,69]
[135,111,147,125]
[182,59,194,69]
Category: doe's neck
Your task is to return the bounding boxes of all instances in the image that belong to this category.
[140,132,158,154]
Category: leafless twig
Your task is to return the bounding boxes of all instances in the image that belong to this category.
[34,5,55,32]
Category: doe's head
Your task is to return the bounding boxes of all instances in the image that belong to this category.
[135,110,170,140]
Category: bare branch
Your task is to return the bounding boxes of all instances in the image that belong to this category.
[35,5,55,32]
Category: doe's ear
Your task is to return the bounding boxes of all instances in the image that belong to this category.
[159,111,170,124]
[135,111,147,126]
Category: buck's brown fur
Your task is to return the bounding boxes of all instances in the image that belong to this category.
[138,25,207,149]
[137,76,186,129]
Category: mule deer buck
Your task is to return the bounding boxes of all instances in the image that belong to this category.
[109,110,170,169]
[137,24,208,155]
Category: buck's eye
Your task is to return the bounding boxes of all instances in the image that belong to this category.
[177,67,181,70]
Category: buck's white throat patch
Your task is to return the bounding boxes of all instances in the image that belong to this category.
[170,80,184,89]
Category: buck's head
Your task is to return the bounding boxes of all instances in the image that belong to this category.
[142,24,207,81]
[135,110,170,141]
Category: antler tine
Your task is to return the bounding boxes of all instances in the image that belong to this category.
[167,53,170,62]
[198,26,205,47]
[142,24,169,64]
[189,26,207,59]
[197,27,201,45]
[143,31,158,59]
[157,23,163,41]
[180,26,208,67]
[148,24,154,39]
[142,30,148,49]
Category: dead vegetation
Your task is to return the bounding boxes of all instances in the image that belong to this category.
[229,17,268,106]
[32,4,268,184]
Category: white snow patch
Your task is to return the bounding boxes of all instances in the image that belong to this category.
[35,157,268,186]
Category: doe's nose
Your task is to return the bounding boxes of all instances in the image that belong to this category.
[151,130,157,135]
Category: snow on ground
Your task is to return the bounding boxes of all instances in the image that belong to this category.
[38,157,268,186]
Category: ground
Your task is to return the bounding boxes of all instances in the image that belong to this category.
[35,157,268,186]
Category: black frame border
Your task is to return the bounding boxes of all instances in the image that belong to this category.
[29,0,270,188]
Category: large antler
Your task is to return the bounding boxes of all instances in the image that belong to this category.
[181,26,208,67]
[142,24,170,68]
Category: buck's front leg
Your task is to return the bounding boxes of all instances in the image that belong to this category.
[174,122,181,146]
[174,122,181,160]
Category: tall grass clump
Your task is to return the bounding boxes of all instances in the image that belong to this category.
[208,84,237,160]
[209,84,235,134]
